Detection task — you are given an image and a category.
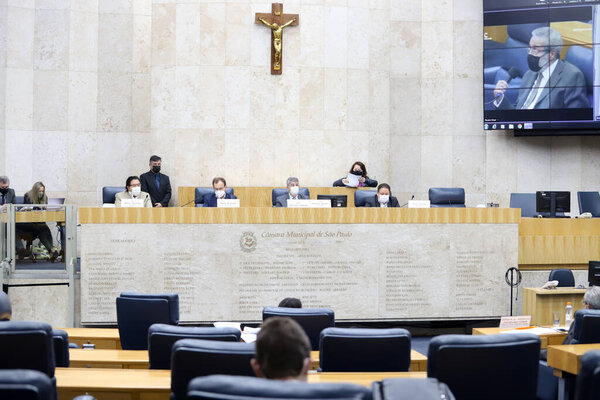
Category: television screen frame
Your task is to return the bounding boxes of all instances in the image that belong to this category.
[317,195,347,208]
[535,191,570,217]
[589,261,600,287]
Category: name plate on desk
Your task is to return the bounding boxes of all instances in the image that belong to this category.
[288,199,331,208]
[120,199,144,208]
[408,200,430,208]
[217,199,240,208]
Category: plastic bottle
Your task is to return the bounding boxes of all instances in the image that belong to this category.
[565,302,574,328]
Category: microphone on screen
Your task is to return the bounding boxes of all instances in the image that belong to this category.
[495,67,521,98]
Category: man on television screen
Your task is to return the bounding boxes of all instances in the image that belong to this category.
[493,27,588,110]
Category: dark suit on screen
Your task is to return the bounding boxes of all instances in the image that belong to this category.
[496,59,588,110]
[203,192,237,207]
[140,171,172,207]
[364,194,400,208]
[0,188,15,205]
[275,193,308,207]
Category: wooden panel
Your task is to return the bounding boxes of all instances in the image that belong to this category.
[79,207,520,225]
[547,344,600,376]
[69,349,148,369]
[310,350,427,372]
[484,26,508,44]
[0,211,65,223]
[472,327,566,349]
[58,328,121,350]
[308,372,427,387]
[522,288,586,326]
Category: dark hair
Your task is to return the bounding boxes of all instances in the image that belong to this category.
[278,298,302,308]
[255,317,311,380]
[349,161,367,177]
[126,176,140,187]
[377,183,391,193]
[212,177,227,186]
[149,155,161,163]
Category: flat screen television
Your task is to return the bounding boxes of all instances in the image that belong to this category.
[317,195,347,208]
[536,191,570,217]
[483,0,600,135]
[589,261,600,286]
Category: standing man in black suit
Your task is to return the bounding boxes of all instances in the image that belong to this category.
[0,176,16,206]
[140,155,172,207]
[364,183,400,208]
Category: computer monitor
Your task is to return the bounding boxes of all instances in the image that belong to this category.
[536,191,570,218]
[317,195,347,208]
[589,261,600,287]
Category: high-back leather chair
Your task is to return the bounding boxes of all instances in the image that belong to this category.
[262,306,335,351]
[0,369,55,400]
[116,292,179,350]
[578,191,600,217]
[319,327,411,372]
[566,46,593,104]
[428,188,465,208]
[575,350,600,400]
[0,321,57,399]
[148,324,241,369]
[52,329,70,368]
[194,187,235,207]
[102,187,125,204]
[171,339,255,400]
[372,377,455,400]
[572,309,600,344]
[548,269,575,287]
[271,188,310,206]
[0,291,11,320]
[187,375,372,400]
[427,333,540,400]
[354,190,377,207]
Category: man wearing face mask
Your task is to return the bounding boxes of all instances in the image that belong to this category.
[275,177,307,207]
[115,176,152,207]
[364,183,400,208]
[493,26,588,110]
[203,177,237,207]
[0,176,16,206]
[140,155,172,207]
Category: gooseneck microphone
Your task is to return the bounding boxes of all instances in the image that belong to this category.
[495,67,521,98]
[400,195,415,208]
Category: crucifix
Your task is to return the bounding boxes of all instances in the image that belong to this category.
[255,3,299,75]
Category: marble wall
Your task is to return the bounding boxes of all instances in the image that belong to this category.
[0,0,598,208]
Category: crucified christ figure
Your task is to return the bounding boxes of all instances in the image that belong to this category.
[258,17,297,70]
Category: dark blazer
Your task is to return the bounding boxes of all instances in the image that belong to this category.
[364,194,400,208]
[140,171,172,207]
[203,192,237,208]
[0,188,15,204]
[333,176,378,188]
[275,193,308,207]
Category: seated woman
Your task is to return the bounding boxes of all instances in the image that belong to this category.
[16,181,59,262]
[115,176,152,207]
[364,183,400,207]
[332,161,377,188]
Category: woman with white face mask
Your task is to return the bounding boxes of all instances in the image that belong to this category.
[363,183,400,208]
[115,176,152,208]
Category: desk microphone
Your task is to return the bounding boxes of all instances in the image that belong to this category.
[495,67,521,98]
[400,195,414,208]
[180,199,196,207]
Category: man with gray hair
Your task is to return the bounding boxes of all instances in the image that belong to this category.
[275,177,307,207]
[493,26,588,110]
[0,176,16,206]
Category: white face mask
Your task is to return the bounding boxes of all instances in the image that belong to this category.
[215,190,225,199]
[130,186,141,197]
[289,186,299,196]
[378,194,389,204]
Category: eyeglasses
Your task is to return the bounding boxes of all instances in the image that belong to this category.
[527,46,549,56]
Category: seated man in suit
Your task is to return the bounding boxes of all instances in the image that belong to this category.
[203,177,237,207]
[251,317,312,381]
[140,155,172,207]
[115,176,152,207]
[275,177,308,207]
[0,175,16,206]
[364,183,400,207]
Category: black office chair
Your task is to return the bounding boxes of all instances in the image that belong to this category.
[577,191,600,217]
[427,333,540,400]
[101,186,125,204]
[194,187,235,207]
[372,377,455,400]
[548,269,575,287]
[575,350,600,400]
[271,188,310,206]
[148,324,241,369]
[187,374,372,400]
[52,329,70,368]
[572,309,600,344]
[170,339,255,400]
[319,327,411,372]
[262,306,335,351]
[428,188,465,208]
[116,292,179,350]
[354,190,377,207]
[0,369,55,400]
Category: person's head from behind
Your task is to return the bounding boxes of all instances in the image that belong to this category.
[149,155,162,173]
[528,27,562,72]
[126,176,141,197]
[349,161,367,177]
[28,181,47,204]
[0,291,11,321]
[583,286,600,310]
[0,176,10,194]
[212,177,227,199]
[377,183,391,204]
[286,177,300,197]
[251,317,312,381]
[278,297,302,308]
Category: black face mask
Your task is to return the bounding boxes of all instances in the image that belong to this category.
[527,53,545,72]
[351,170,363,176]
[0,188,8,195]
[152,165,161,173]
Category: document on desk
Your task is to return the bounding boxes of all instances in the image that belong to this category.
[345,173,360,187]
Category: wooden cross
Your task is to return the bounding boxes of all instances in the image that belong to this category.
[255,3,299,75]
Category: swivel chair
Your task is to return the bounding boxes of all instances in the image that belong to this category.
[262,306,335,351]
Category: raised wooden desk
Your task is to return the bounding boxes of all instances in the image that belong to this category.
[547,344,600,377]
[310,350,427,372]
[0,210,65,223]
[69,349,148,369]
[472,326,567,349]
[308,371,427,386]
[59,328,121,349]
[522,288,586,326]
